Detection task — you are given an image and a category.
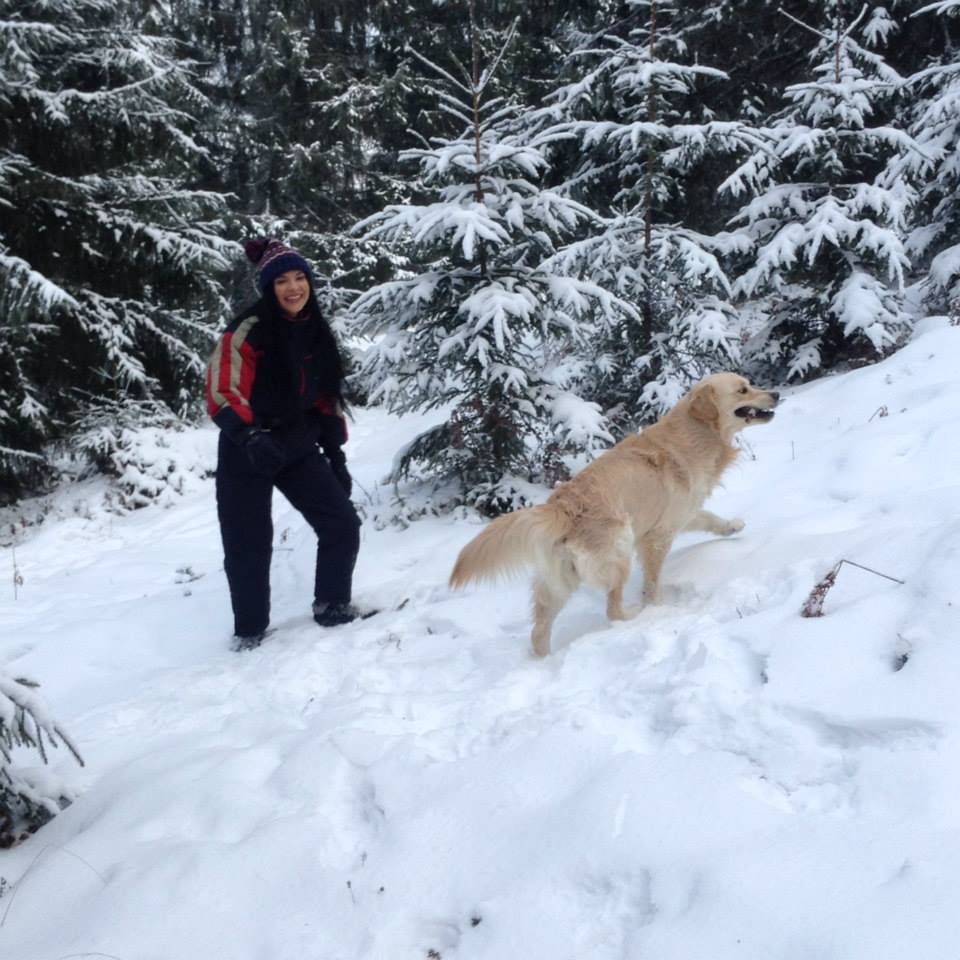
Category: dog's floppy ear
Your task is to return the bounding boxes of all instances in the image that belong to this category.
[689,383,719,425]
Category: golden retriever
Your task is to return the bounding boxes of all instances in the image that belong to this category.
[449,373,780,656]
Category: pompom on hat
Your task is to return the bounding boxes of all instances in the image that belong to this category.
[244,237,313,294]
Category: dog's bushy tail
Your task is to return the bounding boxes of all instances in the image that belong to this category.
[449,503,570,589]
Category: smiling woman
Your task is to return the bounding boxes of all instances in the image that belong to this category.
[205,238,362,649]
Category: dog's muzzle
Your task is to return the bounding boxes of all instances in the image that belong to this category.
[735,391,779,423]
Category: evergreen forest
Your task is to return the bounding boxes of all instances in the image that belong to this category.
[2,0,958,511]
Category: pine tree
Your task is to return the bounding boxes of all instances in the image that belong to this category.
[889,0,960,311]
[722,4,920,381]
[351,13,632,516]
[0,672,83,847]
[163,0,424,302]
[0,0,234,503]
[529,0,760,427]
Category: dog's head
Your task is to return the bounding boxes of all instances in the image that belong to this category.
[687,373,780,434]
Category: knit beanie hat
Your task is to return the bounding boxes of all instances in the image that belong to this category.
[244,238,313,294]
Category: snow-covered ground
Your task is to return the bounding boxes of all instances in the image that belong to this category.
[2,320,960,960]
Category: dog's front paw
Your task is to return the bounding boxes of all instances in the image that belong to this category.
[718,518,745,537]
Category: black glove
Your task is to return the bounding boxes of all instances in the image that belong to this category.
[243,428,285,476]
[325,445,353,497]
[315,412,348,449]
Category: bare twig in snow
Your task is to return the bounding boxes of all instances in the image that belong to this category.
[801,559,905,617]
[11,545,23,600]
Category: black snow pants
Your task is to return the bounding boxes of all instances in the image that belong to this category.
[216,431,361,637]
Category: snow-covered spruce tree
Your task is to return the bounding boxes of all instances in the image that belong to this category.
[0,672,83,848]
[351,15,632,516]
[887,0,960,311]
[524,0,763,428]
[721,4,920,381]
[0,0,234,504]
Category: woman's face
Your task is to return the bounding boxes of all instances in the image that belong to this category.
[273,270,310,318]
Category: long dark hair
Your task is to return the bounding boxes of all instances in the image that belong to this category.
[295,288,347,407]
[246,285,348,421]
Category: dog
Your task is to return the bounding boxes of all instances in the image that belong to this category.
[449,373,780,656]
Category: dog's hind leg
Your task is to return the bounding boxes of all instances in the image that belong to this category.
[571,526,635,622]
[604,551,634,621]
[530,575,574,658]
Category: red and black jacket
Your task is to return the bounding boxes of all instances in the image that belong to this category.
[206,297,346,452]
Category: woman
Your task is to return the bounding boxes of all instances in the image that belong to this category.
[206,238,361,649]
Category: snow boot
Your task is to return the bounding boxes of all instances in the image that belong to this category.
[312,601,360,627]
[312,601,382,627]
[231,631,267,652]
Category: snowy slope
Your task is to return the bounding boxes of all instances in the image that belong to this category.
[2,320,960,960]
